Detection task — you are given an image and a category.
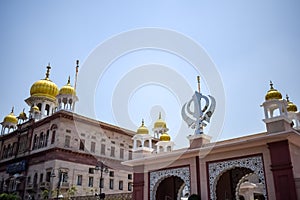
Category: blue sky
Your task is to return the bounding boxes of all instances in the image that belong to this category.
[0,1,299,148]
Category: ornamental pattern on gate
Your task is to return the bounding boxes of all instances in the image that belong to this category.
[208,155,267,200]
[150,166,190,200]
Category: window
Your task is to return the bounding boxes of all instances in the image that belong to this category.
[51,131,56,144]
[128,150,132,160]
[39,132,44,148]
[61,172,68,183]
[45,130,49,146]
[128,174,132,180]
[88,168,95,174]
[45,104,50,116]
[119,180,123,190]
[79,139,85,151]
[46,171,51,182]
[120,148,124,159]
[33,173,38,186]
[128,182,132,191]
[39,173,43,183]
[77,175,82,186]
[88,177,94,187]
[101,144,106,155]
[109,171,114,177]
[99,178,104,188]
[110,146,115,157]
[91,141,96,153]
[32,135,37,150]
[65,135,71,147]
[109,179,114,190]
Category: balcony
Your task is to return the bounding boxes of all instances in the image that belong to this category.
[60,182,69,188]
[26,184,33,190]
[39,182,50,189]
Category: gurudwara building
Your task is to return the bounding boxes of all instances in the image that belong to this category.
[122,80,300,200]
[0,63,140,199]
[0,62,300,200]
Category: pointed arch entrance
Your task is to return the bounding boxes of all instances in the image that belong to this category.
[208,155,267,200]
[150,166,190,200]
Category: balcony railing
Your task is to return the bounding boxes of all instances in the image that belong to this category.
[60,182,69,188]
[39,182,50,189]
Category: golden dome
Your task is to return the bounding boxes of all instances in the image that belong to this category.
[286,95,298,112]
[265,81,282,101]
[32,105,40,112]
[160,132,171,141]
[137,119,149,134]
[18,109,27,120]
[154,112,167,129]
[59,76,76,95]
[30,65,59,101]
[3,108,18,124]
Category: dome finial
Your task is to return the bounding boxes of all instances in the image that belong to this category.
[286,94,290,102]
[11,106,14,114]
[74,60,79,91]
[158,112,162,119]
[141,119,144,126]
[45,64,51,80]
[197,76,201,93]
[270,80,274,89]
[67,76,71,85]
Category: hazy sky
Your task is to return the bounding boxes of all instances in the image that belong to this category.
[0,1,299,148]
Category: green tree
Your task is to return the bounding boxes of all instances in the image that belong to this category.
[0,193,21,200]
[67,185,77,198]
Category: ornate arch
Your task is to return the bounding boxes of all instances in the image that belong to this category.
[208,155,267,200]
[150,166,190,200]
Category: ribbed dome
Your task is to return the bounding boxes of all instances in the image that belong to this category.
[3,109,18,124]
[160,132,171,141]
[30,66,59,101]
[154,112,167,129]
[59,76,76,95]
[265,81,282,101]
[286,95,298,112]
[137,120,149,134]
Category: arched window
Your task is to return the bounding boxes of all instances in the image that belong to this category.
[33,135,37,150]
[45,104,50,116]
[39,132,44,148]
[45,130,49,147]
[33,173,38,187]
[37,103,42,111]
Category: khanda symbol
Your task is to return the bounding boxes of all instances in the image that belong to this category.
[181,76,216,135]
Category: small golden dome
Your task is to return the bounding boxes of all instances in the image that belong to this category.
[160,132,171,141]
[32,105,40,112]
[137,119,149,134]
[59,76,76,95]
[3,108,18,124]
[18,109,27,120]
[265,81,282,101]
[286,95,298,112]
[30,65,59,101]
[154,112,167,129]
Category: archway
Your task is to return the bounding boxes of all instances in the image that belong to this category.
[208,155,267,200]
[150,166,190,200]
[216,167,253,200]
[156,176,185,200]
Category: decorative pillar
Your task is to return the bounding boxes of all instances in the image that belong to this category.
[268,140,297,200]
